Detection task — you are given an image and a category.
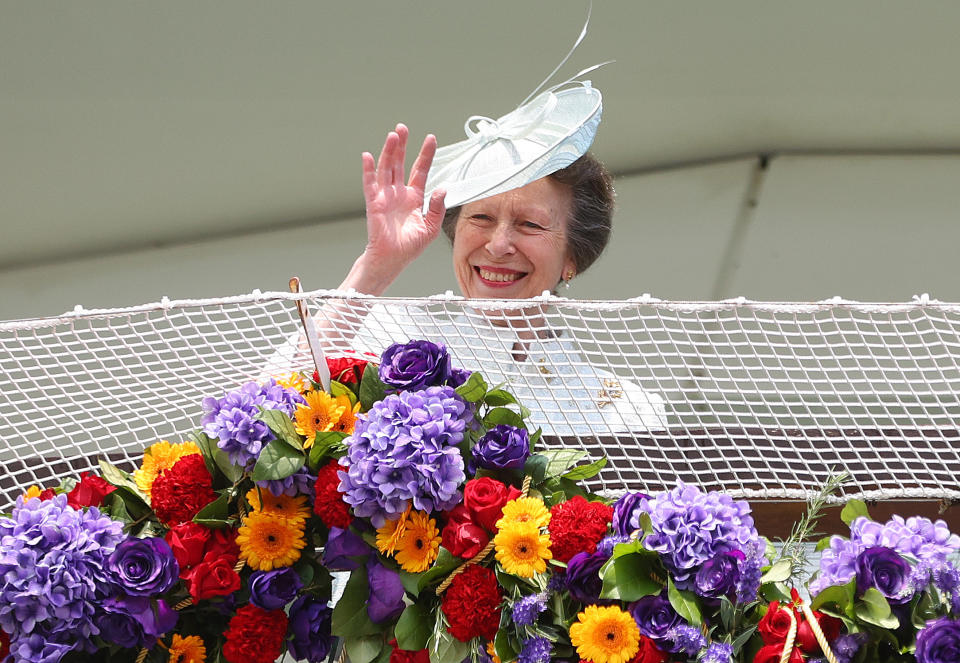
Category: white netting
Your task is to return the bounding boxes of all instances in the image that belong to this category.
[2,290,959,511]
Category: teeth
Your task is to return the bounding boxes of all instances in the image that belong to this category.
[478,269,522,283]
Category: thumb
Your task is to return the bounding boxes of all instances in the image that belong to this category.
[423,189,447,235]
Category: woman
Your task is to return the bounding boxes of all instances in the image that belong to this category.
[273,83,666,434]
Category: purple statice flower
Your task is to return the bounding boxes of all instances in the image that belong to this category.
[470,425,530,472]
[512,591,549,626]
[612,491,648,538]
[916,617,960,663]
[639,482,760,590]
[547,572,568,593]
[287,594,334,663]
[107,537,179,596]
[664,624,706,655]
[257,466,316,498]
[201,379,304,469]
[339,386,469,526]
[518,636,552,663]
[249,567,303,611]
[630,592,682,642]
[931,562,960,614]
[0,495,127,659]
[702,642,733,663]
[379,340,452,391]
[831,633,866,663]
[567,549,612,605]
[735,539,766,603]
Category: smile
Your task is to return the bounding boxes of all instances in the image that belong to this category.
[476,267,526,283]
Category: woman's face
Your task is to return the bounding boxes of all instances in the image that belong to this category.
[452,177,575,301]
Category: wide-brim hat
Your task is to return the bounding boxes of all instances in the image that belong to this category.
[423,80,603,210]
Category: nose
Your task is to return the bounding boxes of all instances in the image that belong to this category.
[484,220,516,257]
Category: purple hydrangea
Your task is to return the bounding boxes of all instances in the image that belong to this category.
[639,482,761,591]
[257,466,316,498]
[702,642,734,663]
[201,380,304,469]
[518,636,552,663]
[338,386,470,526]
[810,535,861,594]
[596,533,632,557]
[0,495,127,660]
[287,594,334,663]
[379,340,452,391]
[735,539,766,603]
[512,591,549,626]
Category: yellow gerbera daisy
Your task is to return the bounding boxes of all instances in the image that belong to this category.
[167,634,207,663]
[272,371,310,393]
[236,511,306,571]
[331,399,362,434]
[294,391,352,445]
[494,520,552,578]
[245,486,310,523]
[133,440,201,497]
[376,505,412,556]
[22,485,43,500]
[496,496,551,529]
[394,510,441,573]
[569,605,640,663]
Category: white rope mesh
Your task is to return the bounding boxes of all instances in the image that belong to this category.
[2,290,959,511]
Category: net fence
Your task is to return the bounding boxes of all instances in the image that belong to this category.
[2,290,959,511]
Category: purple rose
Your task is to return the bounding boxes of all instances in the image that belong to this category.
[108,537,179,596]
[471,425,530,472]
[916,617,960,663]
[249,567,303,611]
[855,546,912,604]
[379,340,452,391]
[566,550,612,605]
[612,491,648,537]
[323,526,370,571]
[287,594,334,663]
[629,592,683,642]
[694,551,743,600]
[366,559,405,623]
[97,597,177,649]
[448,367,473,388]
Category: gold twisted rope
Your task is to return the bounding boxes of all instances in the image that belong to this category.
[135,647,149,663]
[435,475,533,596]
[797,601,840,663]
[777,608,798,663]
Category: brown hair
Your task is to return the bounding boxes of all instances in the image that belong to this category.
[440,152,614,275]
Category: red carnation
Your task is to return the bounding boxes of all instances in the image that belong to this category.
[0,629,9,661]
[388,639,430,663]
[548,496,613,563]
[67,471,116,509]
[314,460,352,528]
[151,454,216,526]
[440,565,502,642]
[223,604,289,663]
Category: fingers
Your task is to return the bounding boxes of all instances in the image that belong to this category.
[408,134,437,193]
[394,124,408,187]
[423,188,447,234]
[376,130,399,190]
[361,152,377,204]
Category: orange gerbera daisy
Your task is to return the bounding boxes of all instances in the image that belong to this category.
[294,391,355,445]
[245,486,310,523]
[394,510,441,573]
[376,505,412,556]
[134,440,201,497]
[167,634,207,663]
[272,371,310,393]
[236,511,306,571]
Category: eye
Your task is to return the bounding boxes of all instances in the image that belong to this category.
[521,220,546,230]
[470,213,494,222]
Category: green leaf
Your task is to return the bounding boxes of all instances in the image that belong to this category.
[760,559,793,584]
[483,388,518,406]
[417,547,461,592]
[810,580,855,612]
[98,460,147,499]
[454,372,488,403]
[359,365,388,409]
[330,379,358,406]
[427,628,471,663]
[308,431,349,469]
[731,623,758,653]
[257,408,304,451]
[395,602,432,650]
[483,407,524,429]
[524,454,549,483]
[528,428,542,451]
[854,587,899,629]
[345,635,385,663]
[840,499,870,526]
[494,624,520,663]
[814,535,832,552]
[668,578,703,627]
[538,448,587,478]
[251,439,305,482]
[600,550,663,601]
[562,456,608,481]
[332,567,382,637]
[193,430,240,484]
[102,485,151,521]
[719,596,735,631]
[193,492,231,528]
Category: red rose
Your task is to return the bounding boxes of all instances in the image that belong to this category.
[441,565,502,642]
[754,644,804,663]
[151,454,216,526]
[548,496,613,563]
[796,610,842,654]
[67,471,116,509]
[184,556,242,601]
[463,478,522,532]
[314,461,352,528]
[630,636,669,663]
[757,601,795,645]
[223,604,288,663]
[317,353,375,385]
[207,528,240,563]
[388,639,430,663]
[166,521,212,570]
[441,506,490,558]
